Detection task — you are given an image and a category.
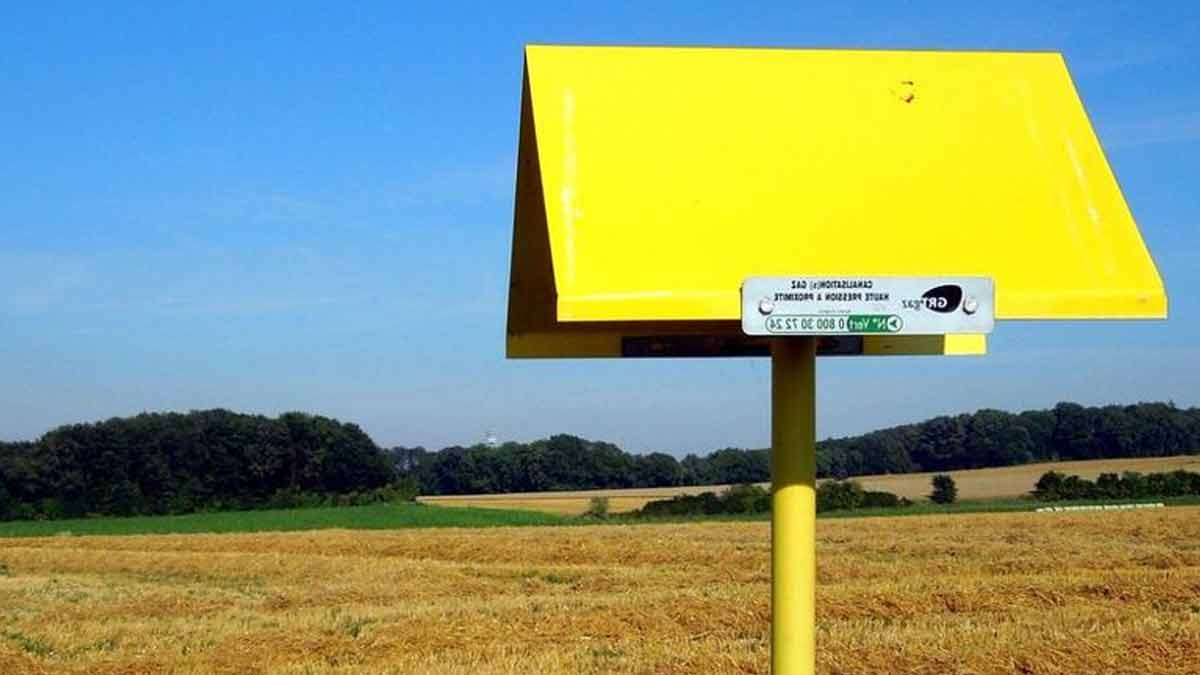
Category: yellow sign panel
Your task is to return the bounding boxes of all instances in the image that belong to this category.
[508,46,1166,358]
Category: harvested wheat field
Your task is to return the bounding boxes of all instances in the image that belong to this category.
[851,455,1200,502]
[421,455,1200,515]
[1,508,1199,674]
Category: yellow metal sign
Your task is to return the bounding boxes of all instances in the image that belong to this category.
[504,45,1167,675]
[508,45,1166,358]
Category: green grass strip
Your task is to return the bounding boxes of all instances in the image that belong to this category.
[0,502,566,538]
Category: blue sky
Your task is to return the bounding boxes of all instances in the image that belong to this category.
[1,2,1197,454]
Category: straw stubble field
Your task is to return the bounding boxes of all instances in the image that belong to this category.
[1,508,1198,674]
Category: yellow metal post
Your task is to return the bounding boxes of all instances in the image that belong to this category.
[771,337,817,675]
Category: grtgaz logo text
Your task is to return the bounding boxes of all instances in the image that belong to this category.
[919,284,964,313]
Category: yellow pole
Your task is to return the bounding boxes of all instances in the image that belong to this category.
[771,337,817,675]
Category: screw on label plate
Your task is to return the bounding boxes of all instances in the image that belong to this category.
[758,298,776,315]
[963,297,979,315]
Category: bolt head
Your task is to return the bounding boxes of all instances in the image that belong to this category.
[758,298,776,315]
[963,298,979,315]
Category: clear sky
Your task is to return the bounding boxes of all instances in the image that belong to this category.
[2,2,1197,455]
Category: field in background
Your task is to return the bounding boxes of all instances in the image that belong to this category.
[420,484,735,516]
[1,508,1197,674]
[851,454,1200,501]
[421,455,1200,515]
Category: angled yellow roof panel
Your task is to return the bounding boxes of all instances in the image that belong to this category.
[508,45,1165,357]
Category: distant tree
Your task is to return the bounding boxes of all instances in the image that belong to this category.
[1017,409,1057,460]
[1121,471,1149,498]
[388,446,435,490]
[584,496,610,519]
[1031,471,1066,500]
[679,454,712,485]
[706,447,769,484]
[1095,472,1126,499]
[105,479,143,517]
[634,452,683,488]
[860,490,906,509]
[1094,408,1135,458]
[816,441,851,479]
[1062,474,1096,500]
[722,483,770,513]
[817,480,864,512]
[1052,402,1095,459]
[910,415,968,471]
[859,432,916,474]
[1149,470,1191,497]
[929,474,958,504]
[966,409,1028,468]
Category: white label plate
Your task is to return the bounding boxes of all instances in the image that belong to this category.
[741,276,994,336]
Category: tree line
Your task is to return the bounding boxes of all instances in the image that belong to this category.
[632,478,921,519]
[1032,469,1200,501]
[2,401,1198,520]
[388,438,769,496]
[0,410,395,520]
[392,402,1200,495]
[816,402,1200,478]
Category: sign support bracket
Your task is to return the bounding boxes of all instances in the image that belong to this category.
[771,337,818,675]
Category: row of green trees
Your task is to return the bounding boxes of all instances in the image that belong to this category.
[636,484,773,518]
[394,402,1200,495]
[815,480,914,511]
[633,479,924,518]
[1032,470,1200,501]
[388,439,769,495]
[0,410,395,520]
[817,402,1200,478]
[3,401,1198,520]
